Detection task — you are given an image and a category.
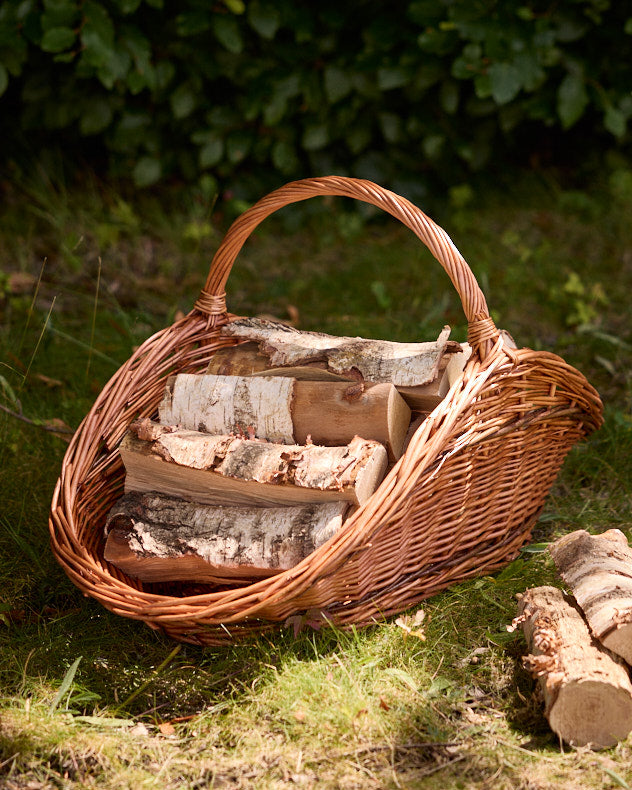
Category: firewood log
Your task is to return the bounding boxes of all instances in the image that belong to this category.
[104,491,348,583]
[517,585,632,748]
[120,422,388,508]
[549,529,632,664]
[158,373,411,460]
[220,317,455,386]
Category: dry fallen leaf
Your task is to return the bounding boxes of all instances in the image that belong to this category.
[43,418,74,442]
[8,272,37,295]
[379,695,390,711]
[293,709,306,722]
[34,373,64,388]
[395,609,426,640]
[158,722,176,737]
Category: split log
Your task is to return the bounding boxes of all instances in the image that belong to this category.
[158,373,411,460]
[120,422,388,507]
[104,491,348,583]
[516,585,632,748]
[549,529,632,664]
[220,317,456,387]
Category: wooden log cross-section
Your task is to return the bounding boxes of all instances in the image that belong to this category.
[104,491,348,583]
[516,585,632,748]
[549,529,632,665]
[121,421,388,508]
[216,318,471,411]
[159,373,411,460]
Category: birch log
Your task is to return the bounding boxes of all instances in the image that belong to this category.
[121,422,388,507]
[159,373,411,459]
[104,492,348,582]
[517,585,632,748]
[549,529,632,664]
[220,318,454,386]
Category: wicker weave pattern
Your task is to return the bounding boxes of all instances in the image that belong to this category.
[49,177,603,645]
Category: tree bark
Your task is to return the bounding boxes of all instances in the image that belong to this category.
[104,491,348,583]
[549,529,632,664]
[517,585,632,748]
[121,422,388,507]
[159,373,411,460]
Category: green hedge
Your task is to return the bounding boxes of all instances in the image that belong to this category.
[1,0,630,198]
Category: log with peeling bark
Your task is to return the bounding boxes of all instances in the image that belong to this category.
[549,529,632,665]
[104,491,348,583]
[158,373,411,460]
[220,318,457,385]
[214,320,471,411]
[516,585,632,748]
[121,421,388,507]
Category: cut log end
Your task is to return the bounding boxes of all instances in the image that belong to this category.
[549,678,632,749]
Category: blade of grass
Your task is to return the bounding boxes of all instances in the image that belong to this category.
[0,515,45,574]
[19,294,56,393]
[18,257,47,358]
[114,644,182,713]
[47,324,120,367]
[50,656,82,713]
[86,257,102,380]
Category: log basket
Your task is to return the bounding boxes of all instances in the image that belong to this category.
[49,177,603,646]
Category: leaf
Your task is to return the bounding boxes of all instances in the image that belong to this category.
[118,0,142,13]
[604,768,631,790]
[176,10,212,36]
[80,99,113,135]
[605,106,626,138]
[427,676,453,698]
[42,418,73,441]
[302,124,328,151]
[557,73,588,129]
[41,26,76,52]
[133,157,162,187]
[324,66,352,103]
[33,373,63,388]
[50,656,82,713]
[199,137,224,168]
[440,80,459,114]
[170,84,196,119]
[213,15,243,54]
[272,140,298,174]
[394,609,426,639]
[519,542,550,553]
[73,715,134,727]
[248,2,280,40]
[379,112,401,142]
[158,721,176,736]
[226,132,252,163]
[377,66,408,91]
[0,64,8,97]
[488,62,522,105]
[422,134,444,159]
[383,667,419,692]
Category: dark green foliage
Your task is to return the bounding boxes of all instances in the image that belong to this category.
[1,0,631,196]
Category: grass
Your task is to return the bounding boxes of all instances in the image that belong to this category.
[2,163,632,788]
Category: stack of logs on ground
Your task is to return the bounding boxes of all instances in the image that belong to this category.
[516,529,632,749]
[104,318,469,585]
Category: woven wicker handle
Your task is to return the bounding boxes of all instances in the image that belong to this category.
[195,176,499,357]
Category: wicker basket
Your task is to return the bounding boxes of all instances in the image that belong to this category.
[49,177,603,646]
